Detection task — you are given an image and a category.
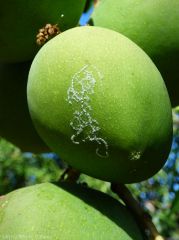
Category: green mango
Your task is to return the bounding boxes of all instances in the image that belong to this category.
[27,26,172,183]
[0,0,86,63]
[92,0,179,106]
[0,182,143,239]
[0,62,48,152]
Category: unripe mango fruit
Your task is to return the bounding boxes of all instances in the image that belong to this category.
[0,0,86,63]
[92,0,179,106]
[27,26,173,183]
[0,62,48,153]
[0,182,143,239]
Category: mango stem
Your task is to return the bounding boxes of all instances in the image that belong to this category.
[111,183,165,240]
[60,166,80,183]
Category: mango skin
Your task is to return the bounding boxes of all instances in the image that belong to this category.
[0,62,48,153]
[27,26,172,183]
[92,0,179,106]
[0,182,143,240]
[0,0,86,63]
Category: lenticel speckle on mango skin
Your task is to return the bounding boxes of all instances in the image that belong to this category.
[0,182,143,240]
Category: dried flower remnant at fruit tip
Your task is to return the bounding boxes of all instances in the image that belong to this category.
[36,23,60,46]
[67,65,109,158]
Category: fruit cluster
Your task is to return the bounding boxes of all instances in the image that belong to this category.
[0,0,178,239]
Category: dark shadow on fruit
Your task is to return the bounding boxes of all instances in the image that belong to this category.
[0,62,49,152]
[56,182,143,239]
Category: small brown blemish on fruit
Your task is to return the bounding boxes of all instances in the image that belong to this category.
[36,23,60,46]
